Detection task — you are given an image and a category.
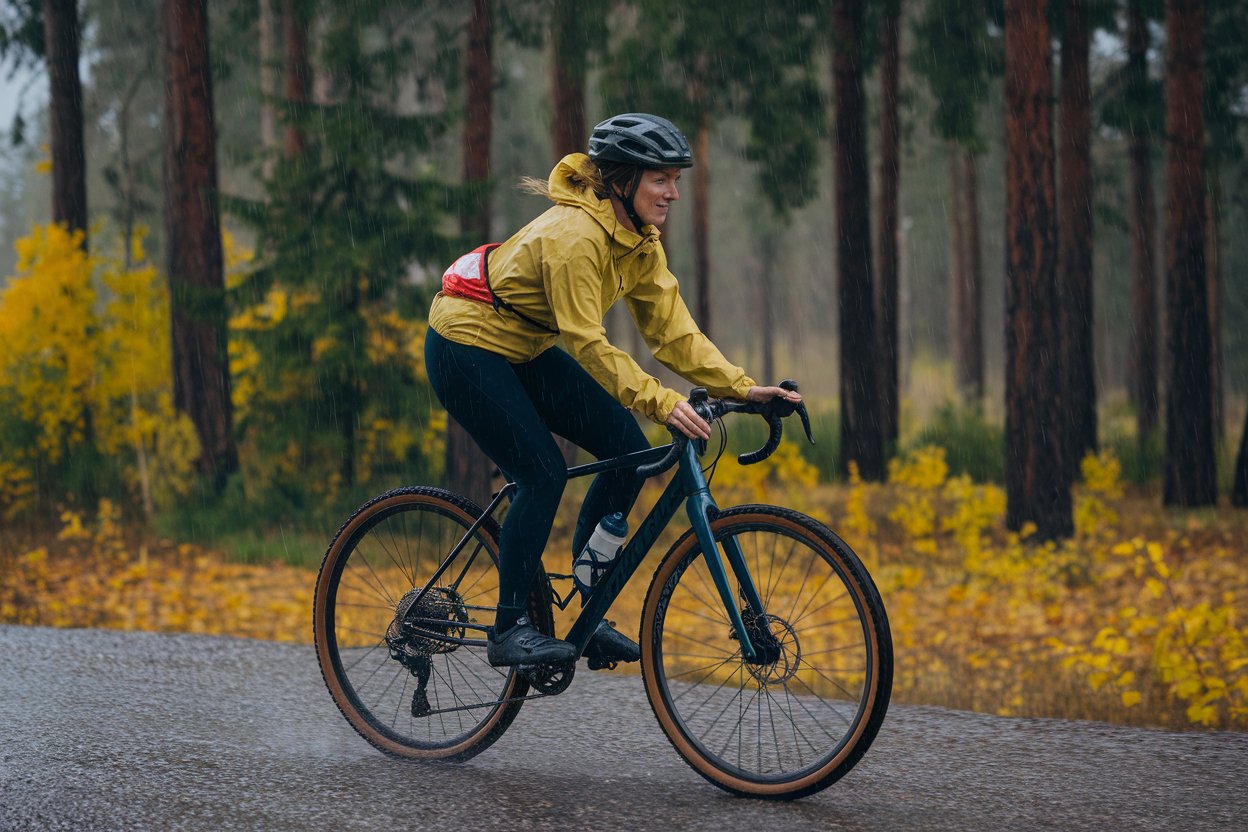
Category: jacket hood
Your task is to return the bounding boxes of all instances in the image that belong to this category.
[547,153,660,251]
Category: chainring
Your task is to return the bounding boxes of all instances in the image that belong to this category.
[519,660,576,695]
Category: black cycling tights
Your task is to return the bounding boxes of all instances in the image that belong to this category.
[425,328,648,633]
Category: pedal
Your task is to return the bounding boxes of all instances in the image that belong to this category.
[586,656,618,671]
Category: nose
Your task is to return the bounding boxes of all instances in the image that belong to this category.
[667,182,680,201]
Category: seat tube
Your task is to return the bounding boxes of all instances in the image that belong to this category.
[680,443,758,661]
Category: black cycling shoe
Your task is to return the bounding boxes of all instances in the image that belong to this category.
[486,616,578,667]
[584,620,641,670]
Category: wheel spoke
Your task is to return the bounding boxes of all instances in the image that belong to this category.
[317,493,528,759]
[648,513,890,792]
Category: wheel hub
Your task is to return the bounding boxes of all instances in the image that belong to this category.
[387,586,468,663]
[742,613,801,685]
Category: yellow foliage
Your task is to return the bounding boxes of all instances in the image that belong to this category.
[710,439,818,505]
[0,224,97,460]
[0,223,199,512]
[0,503,307,641]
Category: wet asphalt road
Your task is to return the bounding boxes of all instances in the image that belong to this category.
[1,625,1245,831]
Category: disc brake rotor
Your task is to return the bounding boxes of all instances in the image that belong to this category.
[743,614,801,685]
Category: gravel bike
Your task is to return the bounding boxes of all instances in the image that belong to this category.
[313,381,892,799]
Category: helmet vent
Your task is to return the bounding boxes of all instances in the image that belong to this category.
[644,130,674,151]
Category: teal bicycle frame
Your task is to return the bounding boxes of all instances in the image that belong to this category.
[409,437,768,660]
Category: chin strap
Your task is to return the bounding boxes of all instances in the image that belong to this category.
[612,171,646,233]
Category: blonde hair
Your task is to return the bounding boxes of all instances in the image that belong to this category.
[517,161,637,202]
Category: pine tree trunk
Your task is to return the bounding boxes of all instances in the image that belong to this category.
[832,0,883,481]
[760,231,778,385]
[1126,1,1158,443]
[693,114,712,336]
[1206,171,1222,447]
[961,148,984,403]
[162,0,238,492]
[447,0,496,504]
[1058,0,1095,480]
[259,0,276,177]
[1004,0,1070,539]
[1162,0,1215,507]
[548,0,584,467]
[551,0,586,160]
[282,0,311,160]
[947,143,967,392]
[1232,405,1248,507]
[876,0,901,449]
[43,0,87,244]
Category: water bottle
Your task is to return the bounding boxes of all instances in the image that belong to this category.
[573,512,628,600]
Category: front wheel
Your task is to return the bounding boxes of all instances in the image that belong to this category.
[640,505,892,799]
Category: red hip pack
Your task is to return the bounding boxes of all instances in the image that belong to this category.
[440,243,500,305]
[440,243,558,335]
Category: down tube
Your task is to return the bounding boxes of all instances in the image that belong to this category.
[564,471,688,652]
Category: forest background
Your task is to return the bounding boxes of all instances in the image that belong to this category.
[1,0,1246,731]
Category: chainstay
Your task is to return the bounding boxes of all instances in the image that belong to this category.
[415,689,558,718]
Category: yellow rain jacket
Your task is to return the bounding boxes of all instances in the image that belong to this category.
[428,153,756,423]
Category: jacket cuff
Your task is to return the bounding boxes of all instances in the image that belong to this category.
[652,388,684,424]
[732,376,758,400]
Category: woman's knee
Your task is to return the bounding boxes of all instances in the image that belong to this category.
[514,458,568,507]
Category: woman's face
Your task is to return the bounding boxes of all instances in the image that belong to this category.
[632,167,682,228]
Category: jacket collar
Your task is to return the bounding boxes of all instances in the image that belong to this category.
[548,153,661,254]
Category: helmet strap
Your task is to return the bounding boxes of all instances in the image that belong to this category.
[612,170,646,233]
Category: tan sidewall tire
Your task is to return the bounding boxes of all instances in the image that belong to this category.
[640,507,888,798]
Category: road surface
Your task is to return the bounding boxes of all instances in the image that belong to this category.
[1,625,1244,831]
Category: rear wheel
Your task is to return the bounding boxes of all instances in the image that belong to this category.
[641,505,892,798]
[313,486,553,761]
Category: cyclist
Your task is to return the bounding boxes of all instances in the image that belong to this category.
[424,112,801,668]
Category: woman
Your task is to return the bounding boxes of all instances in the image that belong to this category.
[425,113,800,668]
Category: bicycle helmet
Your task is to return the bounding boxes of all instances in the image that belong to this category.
[588,113,693,170]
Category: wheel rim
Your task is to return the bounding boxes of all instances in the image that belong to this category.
[322,497,520,751]
[652,520,877,784]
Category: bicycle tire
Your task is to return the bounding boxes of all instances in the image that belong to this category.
[640,504,892,799]
[313,486,553,761]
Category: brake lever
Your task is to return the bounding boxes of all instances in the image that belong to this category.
[796,401,815,445]
[776,379,815,445]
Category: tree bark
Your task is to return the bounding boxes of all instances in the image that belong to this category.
[876,0,901,448]
[551,0,586,160]
[1058,0,1096,480]
[692,114,711,336]
[1126,0,1158,443]
[43,0,87,244]
[549,0,585,467]
[1206,171,1222,447]
[282,0,311,160]
[832,0,883,481]
[162,0,238,491]
[1162,0,1215,507]
[447,0,496,504]
[1004,0,1070,539]
[259,0,276,177]
[1233,404,1248,508]
[760,231,779,385]
[960,148,984,402]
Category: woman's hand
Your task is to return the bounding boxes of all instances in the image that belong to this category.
[666,400,712,440]
[746,385,803,405]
